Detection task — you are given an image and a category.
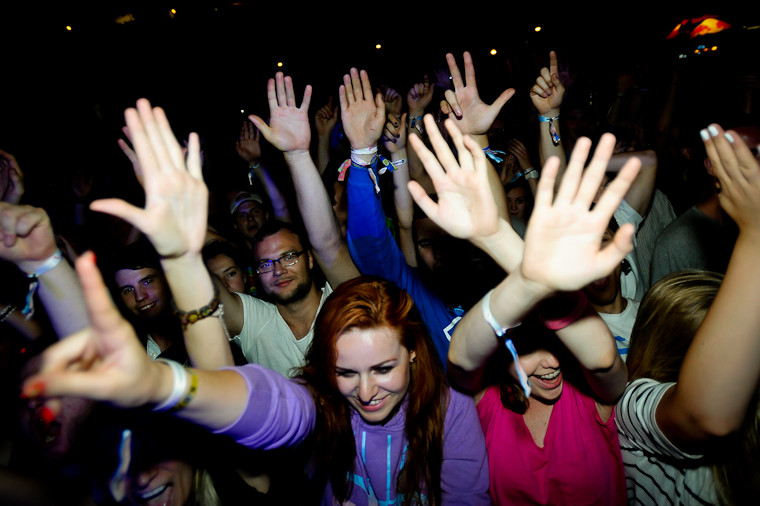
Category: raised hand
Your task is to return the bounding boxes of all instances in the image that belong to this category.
[407,76,435,117]
[0,149,24,204]
[90,99,207,259]
[249,72,313,154]
[530,51,565,116]
[383,113,408,154]
[235,120,263,163]
[314,96,339,139]
[521,134,641,291]
[339,68,386,149]
[380,85,403,118]
[507,138,534,172]
[21,251,161,408]
[701,124,760,235]
[408,115,502,241]
[0,203,58,272]
[439,52,515,137]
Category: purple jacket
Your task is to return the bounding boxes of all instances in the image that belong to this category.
[215,364,490,505]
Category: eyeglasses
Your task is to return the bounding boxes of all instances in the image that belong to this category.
[256,251,305,274]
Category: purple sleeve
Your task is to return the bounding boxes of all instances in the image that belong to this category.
[213,364,316,450]
[441,388,491,505]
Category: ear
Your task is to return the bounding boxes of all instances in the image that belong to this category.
[307,250,314,270]
[704,157,713,176]
[409,350,417,364]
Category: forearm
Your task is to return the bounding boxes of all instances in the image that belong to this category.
[391,148,417,267]
[161,254,235,369]
[536,109,566,193]
[448,269,549,388]
[24,259,90,338]
[666,232,760,439]
[315,135,331,175]
[469,219,524,274]
[253,165,291,222]
[147,362,249,430]
[555,307,627,404]
[284,150,358,284]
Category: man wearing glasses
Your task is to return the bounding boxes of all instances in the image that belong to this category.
[215,220,355,378]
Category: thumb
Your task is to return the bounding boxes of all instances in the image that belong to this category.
[248,115,273,143]
[90,198,149,230]
[491,88,516,113]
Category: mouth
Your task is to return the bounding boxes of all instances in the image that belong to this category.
[533,369,562,389]
[139,483,173,506]
[590,276,610,290]
[357,396,387,412]
[138,301,158,312]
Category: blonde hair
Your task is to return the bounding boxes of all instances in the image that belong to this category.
[627,270,722,382]
[627,269,760,503]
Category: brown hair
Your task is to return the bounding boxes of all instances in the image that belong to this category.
[298,276,448,505]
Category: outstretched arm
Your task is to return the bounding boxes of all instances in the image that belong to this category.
[447,133,638,401]
[92,99,236,369]
[606,149,657,216]
[249,73,359,287]
[655,125,760,451]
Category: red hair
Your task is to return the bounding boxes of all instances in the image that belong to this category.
[298,275,448,505]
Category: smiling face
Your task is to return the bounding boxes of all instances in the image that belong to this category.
[518,349,563,404]
[253,229,314,305]
[334,326,416,424]
[125,459,194,506]
[115,267,170,320]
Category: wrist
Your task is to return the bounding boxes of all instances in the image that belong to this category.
[18,248,63,277]
[283,149,312,164]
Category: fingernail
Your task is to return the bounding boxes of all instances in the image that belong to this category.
[700,129,709,141]
[724,132,735,143]
[23,381,45,398]
[708,125,719,137]
[40,405,55,425]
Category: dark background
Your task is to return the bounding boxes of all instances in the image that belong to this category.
[1,3,757,218]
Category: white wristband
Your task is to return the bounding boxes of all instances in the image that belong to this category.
[152,359,189,412]
[24,249,63,277]
[481,289,519,337]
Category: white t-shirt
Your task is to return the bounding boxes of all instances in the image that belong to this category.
[232,283,332,378]
[615,378,718,505]
[615,199,644,301]
[599,298,639,362]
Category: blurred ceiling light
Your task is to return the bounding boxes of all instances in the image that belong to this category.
[666,15,732,39]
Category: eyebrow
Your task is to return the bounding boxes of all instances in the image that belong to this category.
[335,359,399,372]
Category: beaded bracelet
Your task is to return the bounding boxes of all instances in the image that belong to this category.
[172,285,221,330]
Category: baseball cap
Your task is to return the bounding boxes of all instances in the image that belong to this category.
[229,191,264,215]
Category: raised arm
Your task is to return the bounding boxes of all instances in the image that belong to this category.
[313,96,339,174]
[446,133,638,401]
[0,149,25,204]
[406,77,436,194]
[235,120,292,222]
[0,203,88,337]
[606,148,657,216]
[91,99,236,369]
[655,124,760,450]
[249,73,359,287]
[439,51,514,220]
[530,51,567,193]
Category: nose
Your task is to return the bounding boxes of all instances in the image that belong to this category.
[358,375,378,404]
[537,350,560,369]
[509,201,518,212]
[272,259,288,277]
[134,286,148,302]
[133,465,157,489]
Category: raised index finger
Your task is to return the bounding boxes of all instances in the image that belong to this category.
[446,53,464,90]
[549,51,558,77]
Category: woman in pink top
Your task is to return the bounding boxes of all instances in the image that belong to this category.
[408,115,634,504]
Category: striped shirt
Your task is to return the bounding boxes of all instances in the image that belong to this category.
[615,378,718,505]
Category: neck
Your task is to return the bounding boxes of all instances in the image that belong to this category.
[276,284,322,339]
[696,192,724,223]
[591,294,627,315]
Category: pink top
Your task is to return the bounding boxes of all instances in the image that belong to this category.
[477,381,626,505]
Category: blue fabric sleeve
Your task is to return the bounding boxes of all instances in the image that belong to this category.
[346,161,459,366]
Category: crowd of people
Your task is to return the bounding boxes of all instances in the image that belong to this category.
[1,31,759,506]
